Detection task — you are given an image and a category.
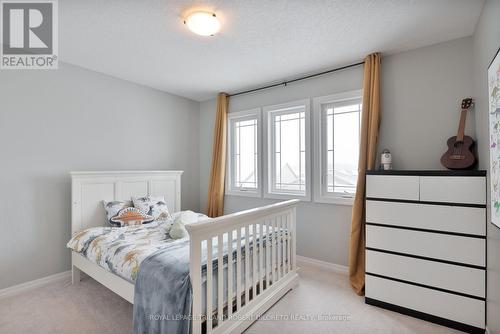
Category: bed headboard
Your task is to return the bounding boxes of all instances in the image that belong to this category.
[70,171,183,234]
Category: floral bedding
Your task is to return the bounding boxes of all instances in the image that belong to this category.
[66,212,208,282]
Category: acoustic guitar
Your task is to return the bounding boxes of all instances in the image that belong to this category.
[440,98,476,170]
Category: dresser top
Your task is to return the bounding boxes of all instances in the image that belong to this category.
[366,170,486,177]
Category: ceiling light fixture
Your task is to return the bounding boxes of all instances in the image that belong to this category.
[184,11,221,37]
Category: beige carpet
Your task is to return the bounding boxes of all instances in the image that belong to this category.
[0,263,460,334]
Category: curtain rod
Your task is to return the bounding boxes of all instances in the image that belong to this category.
[228,61,364,97]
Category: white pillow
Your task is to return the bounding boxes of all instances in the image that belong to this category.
[177,211,201,224]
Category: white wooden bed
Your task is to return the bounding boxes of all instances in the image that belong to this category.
[70,171,299,334]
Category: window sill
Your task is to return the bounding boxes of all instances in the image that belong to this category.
[225,189,262,198]
[314,196,355,206]
[264,191,311,202]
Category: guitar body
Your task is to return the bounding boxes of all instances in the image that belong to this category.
[441,135,476,170]
[440,98,477,170]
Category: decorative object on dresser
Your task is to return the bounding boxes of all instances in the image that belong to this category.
[365,170,486,334]
[488,46,500,228]
[380,149,392,170]
[440,98,476,170]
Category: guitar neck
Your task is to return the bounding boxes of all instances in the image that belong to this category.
[456,109,467,142]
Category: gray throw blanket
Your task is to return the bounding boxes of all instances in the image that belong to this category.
[133,227,282,334]
[132,236,247,334]
[133,239,193,334]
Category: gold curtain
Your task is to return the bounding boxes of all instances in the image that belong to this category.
[348,53,382,295]
[206,93,230,218]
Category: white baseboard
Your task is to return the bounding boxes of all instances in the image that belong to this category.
[0,271,71,299]
[296,255,348,275]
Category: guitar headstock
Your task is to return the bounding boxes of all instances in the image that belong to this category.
[461,98,474,110]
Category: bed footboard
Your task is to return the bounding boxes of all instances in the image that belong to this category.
[186,199,299,334]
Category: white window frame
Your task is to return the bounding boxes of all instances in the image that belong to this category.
[313,90,362,205]
[263,99,311,201]
[226,108,262,198]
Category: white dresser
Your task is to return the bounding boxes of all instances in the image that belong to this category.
[365,170,486,334]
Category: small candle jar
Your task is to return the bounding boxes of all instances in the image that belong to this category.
[380,149,392,170]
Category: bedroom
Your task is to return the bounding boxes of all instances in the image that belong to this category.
[0,0,499,333]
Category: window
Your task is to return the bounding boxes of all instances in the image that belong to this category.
[226,109,262,197]
[264,99,311,200]
[225,93,361,204]
[313,90,362,204]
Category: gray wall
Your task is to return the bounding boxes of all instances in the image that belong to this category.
[0,62,200,289]
[199,36,474,266]
[379,37,475,168]
[472,1,500,333]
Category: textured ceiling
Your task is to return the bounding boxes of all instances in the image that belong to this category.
[60,0,484,101]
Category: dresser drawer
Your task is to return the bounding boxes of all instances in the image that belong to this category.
[366,250,485,298]
[366,275,485,329]
[419,176,485,205]
[366,225,485,266]
[366,200,486,236]
[366,175,419,200]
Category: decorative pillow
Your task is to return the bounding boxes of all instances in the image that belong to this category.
[103,200,133,227]
[132,196,171,221]
[110,207,154,227]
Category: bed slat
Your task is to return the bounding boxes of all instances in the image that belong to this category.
[217,234,223,324]
[227,230,233,317]
[291,206,297,270]
[265,220,270,289]
[206,238,213,333]
[244,225,250,305]
[271,217,276,284]
[282,215,286,275]
[189,237,202,334]
[286,213,291,273]
[259,222,264,294]
[252,224,257,299]
[236,228,242,310]
[276,215,283,280]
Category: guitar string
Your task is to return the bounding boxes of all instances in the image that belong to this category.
[452,100,471,157]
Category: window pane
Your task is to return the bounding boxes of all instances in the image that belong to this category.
[334,104,360,114]
[273,110,306,193]
[333,103,361,193]
[326,110,333,151]
[327,144,334,193]
[326,110,334,193]
[234,118,257,189]
[323,101,361,195]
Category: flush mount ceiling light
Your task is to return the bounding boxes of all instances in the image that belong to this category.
[184,11,221,36]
